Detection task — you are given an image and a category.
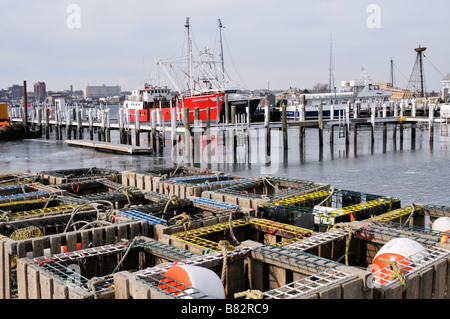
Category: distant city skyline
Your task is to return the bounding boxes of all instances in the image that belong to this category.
[1,0,449,94]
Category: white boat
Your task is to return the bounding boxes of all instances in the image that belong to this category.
[122,81,177,122]
[277,68,392,120]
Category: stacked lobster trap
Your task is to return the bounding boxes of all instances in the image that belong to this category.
[0,166,449,300]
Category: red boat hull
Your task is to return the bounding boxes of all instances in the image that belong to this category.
[129,92,224,123]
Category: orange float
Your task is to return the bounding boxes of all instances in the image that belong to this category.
[159,262,225,298]
[371,238,424,284]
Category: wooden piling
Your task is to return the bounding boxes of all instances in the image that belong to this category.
[88,109,93,141]
[216,95,220,125]
[135,113,140,147]
[151,109,156,151]
[224,94,229,124]
[400,121,404,150]
[23,81,28,127]
[265,104,271,159]
[231,105,236,125]
[206,107,211,165]
[45,107,49,139]
[329,124,334,146]
[38,108,42,133]
[282,104,288,152]
[194,107,200,165]
[318,102,323,148]
[106,109,111,143]
[429,104,434,143]
[76,109,82,140]
[370,106,375,145]
[65,110,71,140]
[299,95,306,151]
[184,107,191,165]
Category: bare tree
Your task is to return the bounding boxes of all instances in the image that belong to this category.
[312,83,329,93]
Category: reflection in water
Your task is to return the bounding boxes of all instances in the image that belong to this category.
[0,122,448,207]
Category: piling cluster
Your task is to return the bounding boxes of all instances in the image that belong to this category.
[0,167,449,300]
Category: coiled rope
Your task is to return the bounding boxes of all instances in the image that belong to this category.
[218,240,235,284]
[234,289,264,299]
[9,226,43,268]
[330,222,352,265]
[378,258,408,292]
[169,212,191,231]
[162,195,180,220]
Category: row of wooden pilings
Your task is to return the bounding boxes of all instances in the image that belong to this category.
[12,94,440,164]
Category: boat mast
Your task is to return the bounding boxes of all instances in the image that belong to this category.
[390,57,394,88]
[218,19,225,90]
[185,17,194,96]
[328,33,334,93]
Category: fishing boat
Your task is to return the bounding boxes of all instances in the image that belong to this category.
[124,18,260,123]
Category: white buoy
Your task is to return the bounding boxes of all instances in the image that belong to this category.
[432,217,450,243]
[371,238,424,284]
[159,263,225,299]
[432,217,450,233]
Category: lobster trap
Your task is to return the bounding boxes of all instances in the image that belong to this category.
[161,216,315,256]
[38,167,121,185]
[121,166,223,192]
[0,202,149,299]
[259,188,401,231]
[201,176,329,209]
[17,236,200,299]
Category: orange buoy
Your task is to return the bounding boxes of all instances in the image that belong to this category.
[159,263,225,298]
[371,238,424,284]
[432,217,450,243]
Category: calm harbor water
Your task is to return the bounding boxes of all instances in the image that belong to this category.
[0,107,449,207]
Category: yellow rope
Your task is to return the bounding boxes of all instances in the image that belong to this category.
[169,212,191,231]
[9,226,44,268]
[162,195,180,220]
[10,226,43,241]
[330,222,352,265]
[234,289,264,299]
[218,240,235,284]
[378,258,408,292]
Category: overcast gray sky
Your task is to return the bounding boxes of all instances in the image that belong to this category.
[1,0,449,93]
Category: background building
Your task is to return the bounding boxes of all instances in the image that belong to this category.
[83,85,121,99]
[34,82,47,103]
[7,84,23,100]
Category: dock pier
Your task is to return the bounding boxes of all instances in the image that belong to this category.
[8,98,448,160]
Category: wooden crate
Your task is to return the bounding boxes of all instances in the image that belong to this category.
[16,236,197,299]
[38,168,121,185]
[0,215,148,299]
[114,244,250,299]
[284,220,450,299]
[243,240,372,299]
